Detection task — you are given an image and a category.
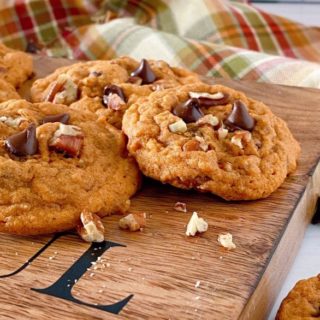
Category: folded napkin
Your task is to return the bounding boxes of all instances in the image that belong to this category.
[1,0,320,88]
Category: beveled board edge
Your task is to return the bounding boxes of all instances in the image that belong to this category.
[240,160,320,319]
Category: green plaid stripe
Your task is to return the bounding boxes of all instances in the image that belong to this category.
[0,0,319,88]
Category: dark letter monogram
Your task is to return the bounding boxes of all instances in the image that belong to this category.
[0,234,133,314]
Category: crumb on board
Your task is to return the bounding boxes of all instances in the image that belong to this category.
[217,233,236,250]
[174,201,187,212]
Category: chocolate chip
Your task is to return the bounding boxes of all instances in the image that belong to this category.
[102,85,126,107]
[224,100,255,131]
[91,71,102,77]
[5,123,38,157]
[41,113,70,125]
[130,59,156,84]
[198,93,230,107]
[172,98,204,123]
[26,41,40,54]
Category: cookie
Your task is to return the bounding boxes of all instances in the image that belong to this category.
[276,274,320,320]
[0,99,140,235]
[30,56,199,128]
[0,79,20,102]
[0,42,33,88]
[122,83,300,200]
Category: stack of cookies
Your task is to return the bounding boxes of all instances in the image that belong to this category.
[0,43,300,241]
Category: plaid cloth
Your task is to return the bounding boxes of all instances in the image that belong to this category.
[1,0,320,88]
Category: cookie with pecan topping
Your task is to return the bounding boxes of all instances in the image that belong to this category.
[122,83,300,200]
[30,56,199,128]
[276,274,320,320]
[0,99,140,235]
[0,42,33,88]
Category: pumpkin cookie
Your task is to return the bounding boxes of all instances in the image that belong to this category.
[0,99,140,235]
[0,79,20,102]
[0,42,33,88]
[276,274,320,320]
[30,56,199,128]
[122,83,300,200]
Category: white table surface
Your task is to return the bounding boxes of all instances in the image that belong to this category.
[268,223,320,319]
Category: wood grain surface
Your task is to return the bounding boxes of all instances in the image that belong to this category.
[0,55,319,320]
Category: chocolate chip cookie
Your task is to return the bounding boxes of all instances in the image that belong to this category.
[276,274,320,320]
[0,79,20,102]
[0,42,33,88]
[122,83,300,200]
[0,99,140,235]
[30,56,199,128]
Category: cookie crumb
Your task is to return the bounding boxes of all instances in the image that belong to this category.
[119,213,146,231]
[217,233,236,250]
[174,202,187,212]
[186,212,208,236]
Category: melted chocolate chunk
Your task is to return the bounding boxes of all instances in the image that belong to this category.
[41,113,70,125]
[172,98,204,123]
[224,100,255,131]
[130,59,156,84]
[198,93,230,107]
[5,123,38,157]
[102,85,126,106]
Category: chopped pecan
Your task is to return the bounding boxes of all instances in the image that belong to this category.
[217,233,236,250]
[0,116,25,128]
[45,74,78,105]
[169,119,187,133]
[186,212,208,236]
[77,211,105,243]
[119,213,146,232]
[50,124,84,157]
[104,93,126,111]
[217,127,228,140]
[196,114,219,127]
[231,131,251,149]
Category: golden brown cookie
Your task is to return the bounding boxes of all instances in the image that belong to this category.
[122,83,300,200]
[30,56,199,128]
[0,42,33,88]
[0,99,140,235]
[0,79,20,102]
[276,274,320,320]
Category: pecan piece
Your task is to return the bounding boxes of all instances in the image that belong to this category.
[77,211,105,243]
[217,233,236,250]
[50,123,84,157]
[230,131,251,149]
[119,213,146,232]
[186,212,208,236]
[45,74,78,105]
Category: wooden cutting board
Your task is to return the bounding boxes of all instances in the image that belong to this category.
[0,55,319,320]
